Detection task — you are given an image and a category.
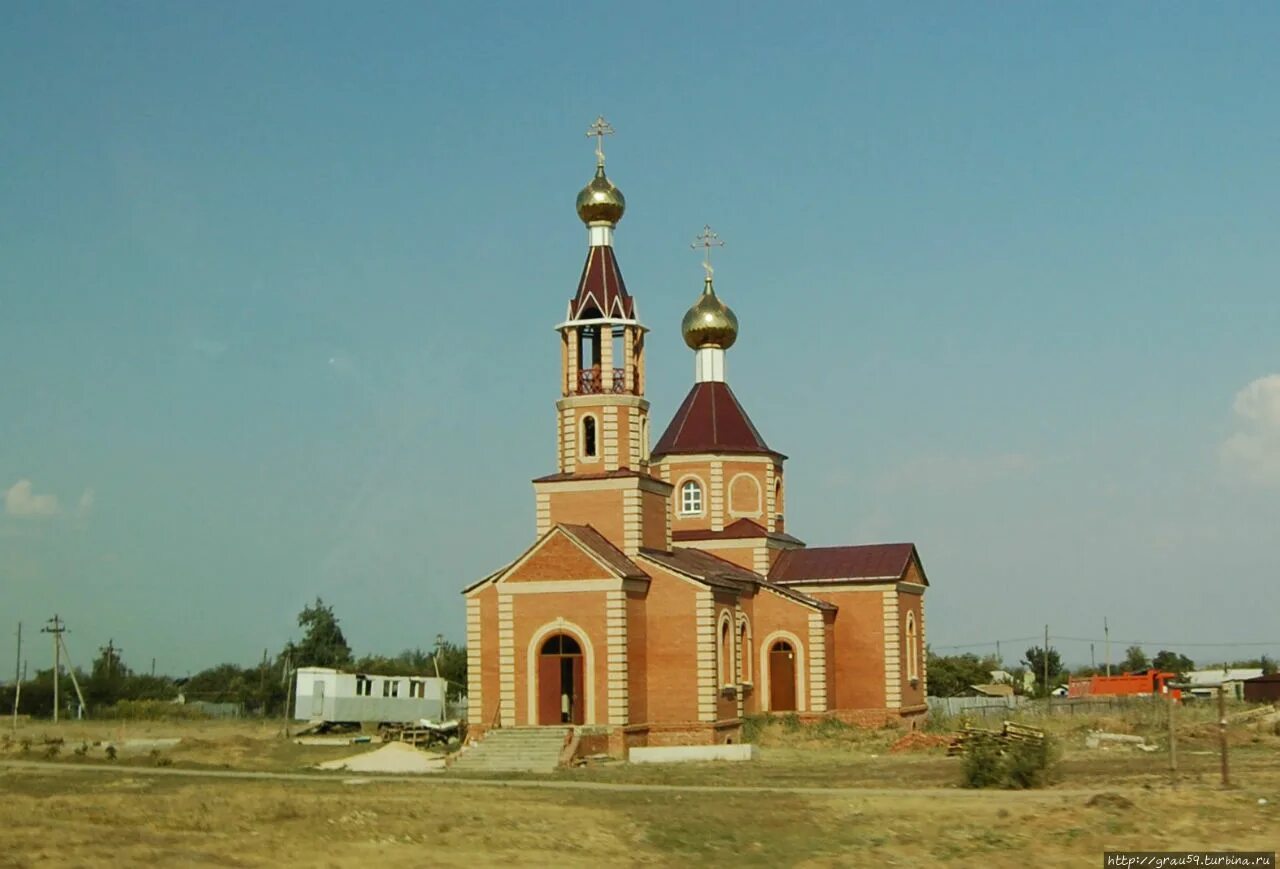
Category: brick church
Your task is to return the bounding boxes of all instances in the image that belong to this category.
[463,120,929,749]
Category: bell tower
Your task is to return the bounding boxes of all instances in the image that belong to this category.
[534,118,671,556]
[555,116,650,477]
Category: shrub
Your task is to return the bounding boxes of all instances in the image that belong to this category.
[740,714,768,744]
[780,712,802,732]
[962,736,1058,789]
[98,700,210,721]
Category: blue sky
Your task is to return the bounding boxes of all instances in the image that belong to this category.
[3,3,1278,677]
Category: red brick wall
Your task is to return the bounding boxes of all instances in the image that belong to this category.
[641,487,669,550]
[897,592,925,709]
[476,584,501,727]
[752,587,819,711]
[697,543,757,571]
[641,564,702,723]
[811,588,887,711]
[510,591,609,727]
[547,489,626,550]
[627,590,648,723]
[505,532,612,582]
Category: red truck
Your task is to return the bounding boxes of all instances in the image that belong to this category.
[1068,669,1182,700]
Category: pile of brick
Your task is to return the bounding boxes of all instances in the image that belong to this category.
[888,731,953,753]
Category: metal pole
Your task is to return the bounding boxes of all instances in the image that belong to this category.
[1167,691,1177,789]
[1104,617,1111,678]
[1043,625,1050,699]
[52,620,60,724]
[14,622,21,685]
[1218,685,1230,787]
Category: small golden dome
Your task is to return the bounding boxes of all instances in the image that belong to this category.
[682,278,738,350]
[576,165,626,224]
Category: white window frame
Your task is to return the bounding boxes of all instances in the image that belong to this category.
[679,479,704,516]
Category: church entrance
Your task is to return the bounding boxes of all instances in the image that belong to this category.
[537,634,585,725]
[769,640,797,712]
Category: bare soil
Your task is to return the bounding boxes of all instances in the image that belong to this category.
[1,713,1277,867]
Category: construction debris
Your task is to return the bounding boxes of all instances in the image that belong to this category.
[889,732,952,753]
[380,719,461,749]
[317,742,446,774]
[948,721,1045,756]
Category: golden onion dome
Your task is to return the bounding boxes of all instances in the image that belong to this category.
[576,165,626,224]
[682,278,739,350]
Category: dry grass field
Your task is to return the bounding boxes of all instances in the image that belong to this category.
[1,706,1277,867]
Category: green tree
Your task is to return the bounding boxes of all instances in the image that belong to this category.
[288,597,353,668]
[1121,645,1150,672]
[1151,649,1194,676]
[1020,646,1064,696]
[87,642,131,707]
[924,650,999,697]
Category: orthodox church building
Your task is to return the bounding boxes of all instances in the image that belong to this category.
[463,121,929,750]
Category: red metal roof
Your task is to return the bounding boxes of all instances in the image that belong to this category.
[569,245,634,321]
[652,382,783,458]
[769,543,919,584]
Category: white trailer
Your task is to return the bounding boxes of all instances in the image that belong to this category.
[294,667,447,724]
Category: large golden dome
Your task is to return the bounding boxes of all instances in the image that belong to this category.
[682,278,738,350]
[576,165,626,224]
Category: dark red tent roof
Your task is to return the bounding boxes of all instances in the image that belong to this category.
[569,245,634,321]
[652,382,783,458]
[769,543,920,584]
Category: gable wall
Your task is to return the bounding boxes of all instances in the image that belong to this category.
[511,591,610,726]
[641,564,703,724]
[504,532,613,583]
[808,588,887,710]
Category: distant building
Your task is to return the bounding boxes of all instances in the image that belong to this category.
[294,667,447,724]
[1242,673,1280,704]
[1183,668,1264,701]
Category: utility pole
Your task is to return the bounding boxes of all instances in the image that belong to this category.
[42,615,65,724]
[150,658,155,677]
[1090,643,1096,671]
[99,639,122,678]
[995,640,1002,667]
[1104,617,1111,678]
[1167,691,1177,789]
[11,624,21,735]
[1218,685,1230,787]
[1043,625,1050,700]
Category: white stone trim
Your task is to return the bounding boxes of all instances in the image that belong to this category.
[535,492,551,538]
[658,453,775,466]
[696,591,717,722]
[498,594,515,725]
[621,487,642,556]
[882,591,901,709]
[606,590,628,725]
[765,463,776,533]
[759,629,806,713]
[603,406,619,472]
[501,578,647,595]
[709,461,724,531]
[525,618,597,726]
[807,613,827,713]
[466,597,482,724]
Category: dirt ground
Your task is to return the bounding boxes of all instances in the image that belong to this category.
[1,713,1277,867]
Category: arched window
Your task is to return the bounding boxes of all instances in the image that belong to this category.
[905,611,919,682]
[680,480,703,516]
[738,618,752,684]
[718,613,734,687]
[582,415,598,459]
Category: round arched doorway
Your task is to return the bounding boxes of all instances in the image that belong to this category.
[538,633,585,725]
[768,640,797,712]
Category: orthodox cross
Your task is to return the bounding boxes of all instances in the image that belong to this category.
[586,116,615,168]
[690,225,725,279]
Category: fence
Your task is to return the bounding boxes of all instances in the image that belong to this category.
[928,694,1169,721]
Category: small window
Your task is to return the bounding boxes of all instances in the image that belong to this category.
[408,679,423,699]
[718,614,735,687]
[583,416,598,458]
[356,676,372,697]
[680,480,703,516]
[382,679,399,698]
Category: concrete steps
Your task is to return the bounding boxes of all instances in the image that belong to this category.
[451,727,569,774]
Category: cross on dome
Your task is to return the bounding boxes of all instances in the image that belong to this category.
[586,115,615,168]
[691,224,725,280]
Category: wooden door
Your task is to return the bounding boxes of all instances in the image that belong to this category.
[769,644,797,711]
[570,655,585,725]
[538,655,561,724]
